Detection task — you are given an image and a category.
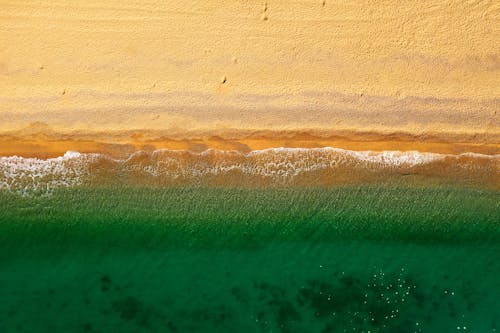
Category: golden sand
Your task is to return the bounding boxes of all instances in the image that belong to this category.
[0,0,499,146]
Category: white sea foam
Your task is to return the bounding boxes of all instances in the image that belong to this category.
[0,152,99,195]
[0,148,497,194]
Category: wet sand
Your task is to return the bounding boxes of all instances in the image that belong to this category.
[1,128,498,159]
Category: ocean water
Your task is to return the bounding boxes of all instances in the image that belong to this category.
[0,186,499,333]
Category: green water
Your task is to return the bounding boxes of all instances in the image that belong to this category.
[0,186,499,332]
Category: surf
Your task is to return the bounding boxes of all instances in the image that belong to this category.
[1,148,498,194]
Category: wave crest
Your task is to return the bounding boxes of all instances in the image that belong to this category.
[1,148,498,194]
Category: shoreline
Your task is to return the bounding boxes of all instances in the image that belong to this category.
[1,128,499,159]
[1,147,498,194]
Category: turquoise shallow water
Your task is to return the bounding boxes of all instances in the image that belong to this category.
[0,186,499,332]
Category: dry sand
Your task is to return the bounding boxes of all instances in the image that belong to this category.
[0,0,498,154]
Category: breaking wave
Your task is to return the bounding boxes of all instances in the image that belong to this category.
[0,148,498,194]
